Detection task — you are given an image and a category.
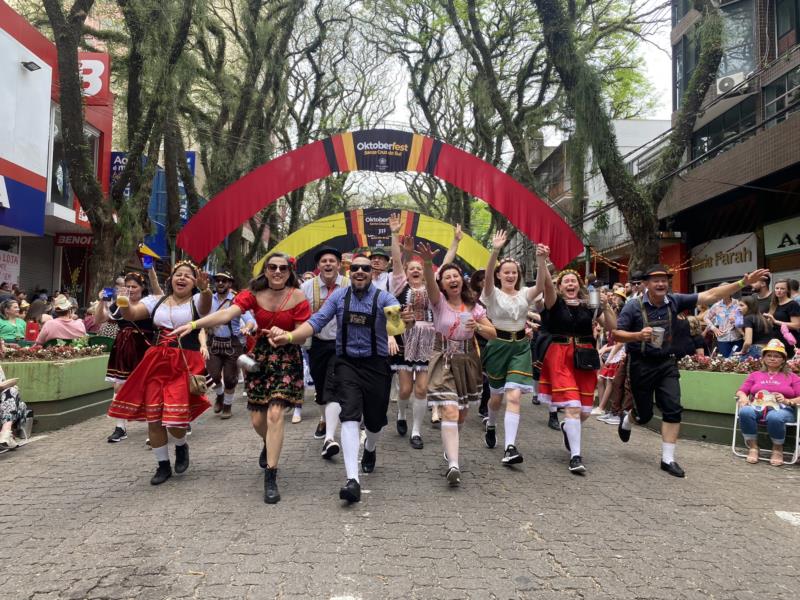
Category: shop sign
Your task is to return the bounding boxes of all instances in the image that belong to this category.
[763,216,800,257]
[79,53,111,106]
[55,233,93,247]
[690,233,757,284]
[0,250,20,285]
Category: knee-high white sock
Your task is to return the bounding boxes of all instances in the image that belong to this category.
[549,404,557,414]
[411,396,427,437]
[487,406,498,427]
[441,421,459,468]
[324,402,341,441]
[364,427,383,452]
[223,392,234,406]
[563,417,582,458]
[168,432,187,447]
[662,442,676,464]
[397,397,409,420]
[340,421,360,482]
[116,419,127,430]
[504,411,520,448]
[153,445,169,462]
[293,406,302,417]
[621,411,632,431]
[213,383,224,397]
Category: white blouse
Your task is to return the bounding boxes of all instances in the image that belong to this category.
[481,287,531,331]
[141,294,203,329]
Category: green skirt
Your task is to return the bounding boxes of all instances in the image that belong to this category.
[482,338,534,394]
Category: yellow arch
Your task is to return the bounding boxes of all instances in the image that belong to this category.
[252,212,489,276]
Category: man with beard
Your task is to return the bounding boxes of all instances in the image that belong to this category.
[206,272,244,419]
[752,273,773,315]
[269,254,401,503]
[300,247,350,457]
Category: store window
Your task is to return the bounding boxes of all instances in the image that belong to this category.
[691,95,756,161]
[0,237,20,254]
[673,31,699,110]
[672,0,692,26]
[764,65,800,127]
[49,108,99,209]
[718,0,755,78]
[776,0,798,55]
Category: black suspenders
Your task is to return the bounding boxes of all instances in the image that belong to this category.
[341,288,381,357]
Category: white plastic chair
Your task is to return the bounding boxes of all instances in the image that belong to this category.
[732,401,800,465]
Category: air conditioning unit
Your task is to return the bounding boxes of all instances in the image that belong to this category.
[716,72,746,96]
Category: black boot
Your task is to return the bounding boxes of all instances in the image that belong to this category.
[264,467,280,504]
[174,443,190,474]
[150,460,172,485]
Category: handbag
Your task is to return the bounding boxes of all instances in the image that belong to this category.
[177,337,208,395]
[573,339,601,371]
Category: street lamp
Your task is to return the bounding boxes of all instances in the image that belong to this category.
[21,60,41,72]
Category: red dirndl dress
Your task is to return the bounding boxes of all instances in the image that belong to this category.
[107,330,211,428]
[538,339,598,410]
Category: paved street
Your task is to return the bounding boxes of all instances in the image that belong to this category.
[2,390,799,600]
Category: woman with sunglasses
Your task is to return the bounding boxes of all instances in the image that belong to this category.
[173,253,310,504]
[107,261,212,485]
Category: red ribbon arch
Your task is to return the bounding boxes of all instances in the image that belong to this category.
[177,129,583,268]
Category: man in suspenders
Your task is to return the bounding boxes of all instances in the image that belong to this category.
[614,264,769,477]
[206,272,243,419]
[269,254,401,503]
[300,247,349,457]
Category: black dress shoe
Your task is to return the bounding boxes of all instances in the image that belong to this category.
[321,439,340,459]
[361,448,376,473]
[660,460,685,478]
[484,425,497,449]
[258,443,267,469]
[560,421,570,452]
[618,413,631,443]
[339,478,361,503]
[396,419,408,436]
[150,460,172,485]
[313,421,326,439]
[547,412,560,430]
[264,467,281,503]
[174,444,190,474]
[410,435,423,449]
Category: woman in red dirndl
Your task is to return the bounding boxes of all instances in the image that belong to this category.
[108,261,212,485]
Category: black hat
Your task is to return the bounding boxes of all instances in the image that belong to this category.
[213,271,234,281]
[642,264,673,280]
[313,247,342,263]
[370,247,390,259]
[630,271,644,283]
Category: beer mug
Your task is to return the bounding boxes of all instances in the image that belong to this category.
[237,353,259,373]
[115,294,130,308]
[650,326,665,349]
[587,290,600,309]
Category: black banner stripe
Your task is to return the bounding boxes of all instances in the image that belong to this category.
[424,140,443,175]
[322,138,339,172]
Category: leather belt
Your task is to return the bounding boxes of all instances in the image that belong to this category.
[551,335,595,345]
[495,328,527,341]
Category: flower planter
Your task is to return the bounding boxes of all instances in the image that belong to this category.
[1,355,114,432]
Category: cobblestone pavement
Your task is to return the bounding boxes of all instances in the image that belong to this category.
[2,389,799,600]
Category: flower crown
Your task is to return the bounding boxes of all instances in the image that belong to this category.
[495,257,521,270]
[556,269,584,286]
[125,272,146,286]
[172,260,198,277]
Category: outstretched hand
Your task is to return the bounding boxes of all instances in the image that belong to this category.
[454,224,463,242]
[196,271,209,291]
[388,212,402,234]
[171,323,195,338]
[416,242,440,263]
[492,230,507,250]
[742,269,770,287]
[536,243,550,258]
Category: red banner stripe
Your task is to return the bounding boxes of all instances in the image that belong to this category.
[0,158,47,192]
[415,137,434,173]
[332,135,352,173]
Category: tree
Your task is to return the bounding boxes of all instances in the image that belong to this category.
[534,0,723,270]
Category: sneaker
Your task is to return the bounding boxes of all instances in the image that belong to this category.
[313,420,326,439]
[603,415,621,425]
[618,412,631,443]
[502,444,523,465]
[446,466,461,486]
[569,455,586,474]
[0,429,18,449]
[590,407,603,415]
[321,439,340,459]
[107,427,127,443]
[484,425,497,449]
[547,412,560,430]
[410,435,424,449]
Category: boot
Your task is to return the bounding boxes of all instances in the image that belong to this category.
[150,460,172,485]
[174,443,190,473]
[264,467,280,504]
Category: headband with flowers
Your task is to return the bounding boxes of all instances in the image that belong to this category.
[124,272,146,286]
[171,259,198,277]
[556,269,584,286]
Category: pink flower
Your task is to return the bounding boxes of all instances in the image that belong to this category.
[282,375,292,384]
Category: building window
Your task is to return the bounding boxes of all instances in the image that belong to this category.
[672,0,692,26]
[50,109,99,209]
[776,0,799,54]
[673,31,699,110]
[719,0,755,78]
[764,65,800,127]
[690,95,756,161]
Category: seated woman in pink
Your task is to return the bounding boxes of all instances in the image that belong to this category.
[735,339,800,466]
[35,295,86,344]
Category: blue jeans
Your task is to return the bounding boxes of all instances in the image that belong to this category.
[741,345,763,360]
[739,405,797,444]
[716,340,741,357]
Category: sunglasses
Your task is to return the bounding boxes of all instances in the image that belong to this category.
[266,264,290,273]
[350,264,372,273]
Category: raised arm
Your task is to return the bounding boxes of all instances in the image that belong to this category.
[697,269,770,306]
[525,244,549,303]
[417,242,442,306]
[596,291,617,331]
[484,230,507,298]
[442,224,463,266]
[537,244,557,309]
[389,213,404,272]
[148,267,163,296]
[195,272,212,316]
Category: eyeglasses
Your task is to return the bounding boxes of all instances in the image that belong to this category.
[214,278,231,283]
[266,264,290,273]
[350,264,372,273]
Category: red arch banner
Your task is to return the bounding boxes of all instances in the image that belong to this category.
[177,129,583,268]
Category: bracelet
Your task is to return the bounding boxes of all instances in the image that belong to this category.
[190,321,197,330]
[287,332,294,343]
[737,279,745,288]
